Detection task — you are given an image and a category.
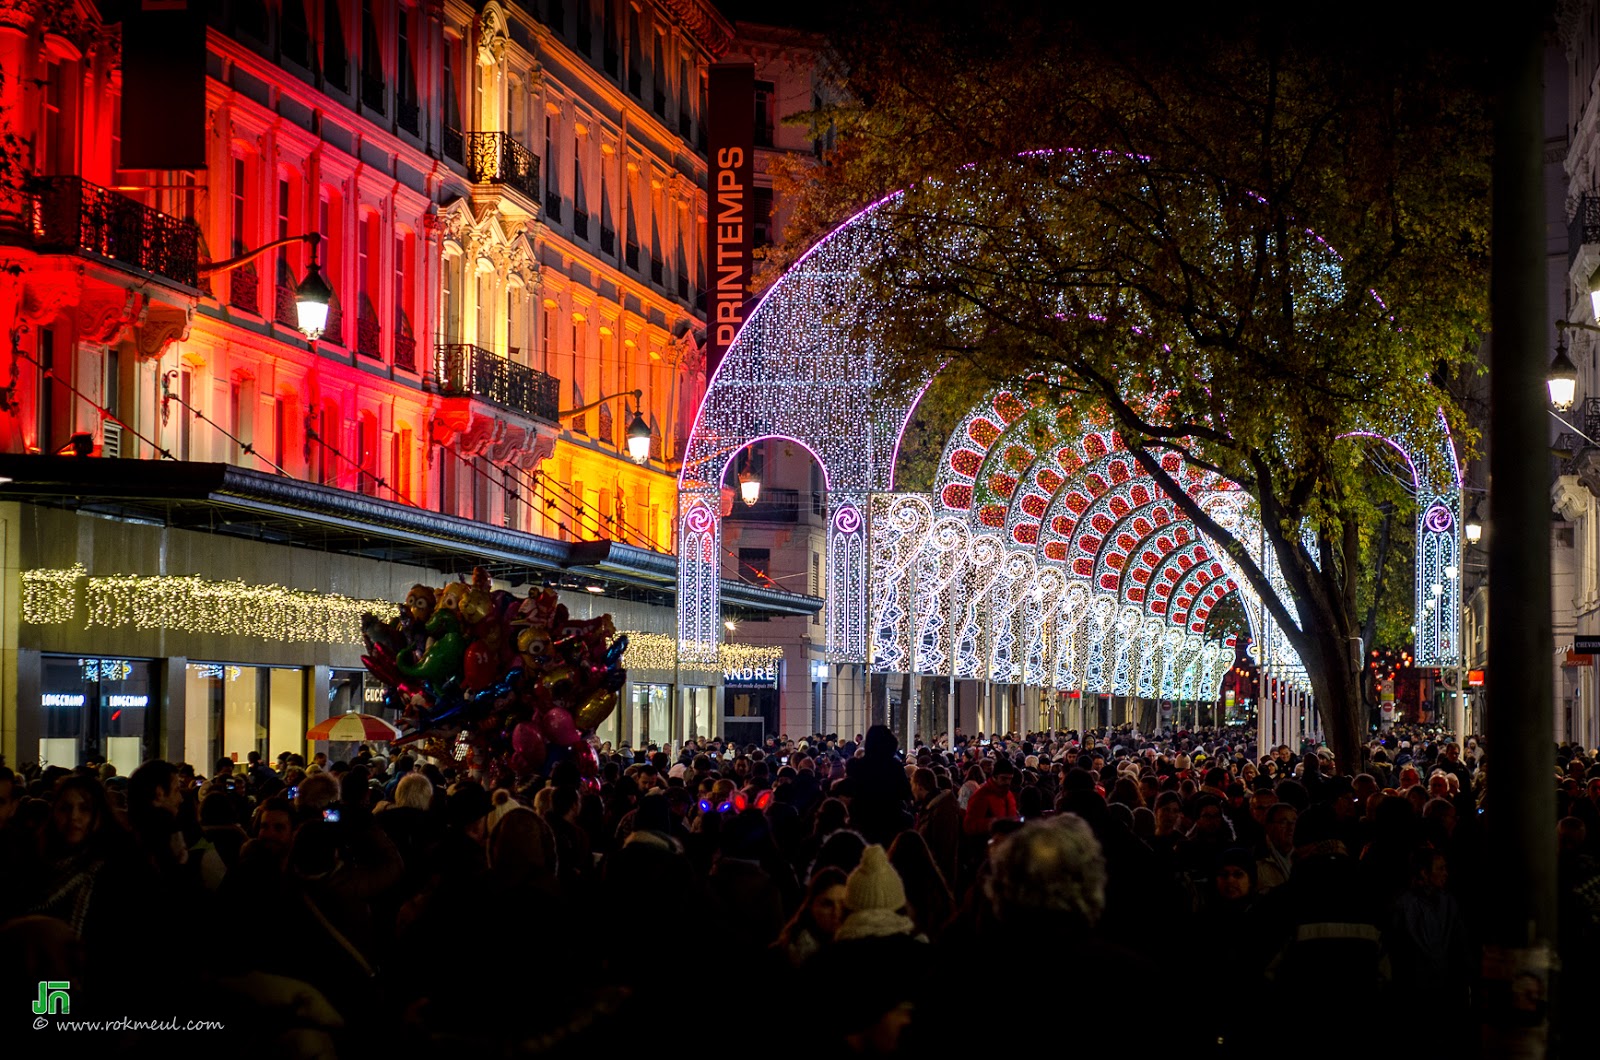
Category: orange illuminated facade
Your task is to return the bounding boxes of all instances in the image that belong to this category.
[0,1,822,770]
[0,0,726,546]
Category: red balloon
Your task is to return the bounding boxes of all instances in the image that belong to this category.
[574,742,599,777]
[541,706,581,747]
[463,640,497,690]
[512,720,545,759]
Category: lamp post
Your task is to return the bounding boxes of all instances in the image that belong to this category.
[554,387,656,466]
[199,232,331,339]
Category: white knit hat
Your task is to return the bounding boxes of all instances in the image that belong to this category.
[835,845,917,940]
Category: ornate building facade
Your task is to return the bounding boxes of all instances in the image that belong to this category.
[0,0,813,772]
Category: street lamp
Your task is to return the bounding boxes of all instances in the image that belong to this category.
[1549,334,1578,412]
[198,232,331,340]
[1464,501,1483,545]
[625,407,652,464]
[738,466,761,506]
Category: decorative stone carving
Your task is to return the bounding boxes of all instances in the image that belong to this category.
[133,302,192,360]
[1555,472,1591,523]
[77,287,140,345]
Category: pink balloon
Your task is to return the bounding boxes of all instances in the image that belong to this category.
[541,707,581,748]
[512,720,544,756]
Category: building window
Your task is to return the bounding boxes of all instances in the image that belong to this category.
[232,157,249,255]
[753,185,774,248]
[360,0,384,112]
[738,548,771,586]
[754,79,775,147]
[324,0,349,92]
[273,395,289,471]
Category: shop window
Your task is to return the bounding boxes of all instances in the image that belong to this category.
[186,663,305,768]
[38,656,157,775]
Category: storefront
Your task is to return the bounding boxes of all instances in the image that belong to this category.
[37,655,159,776]
[183,662,307,769]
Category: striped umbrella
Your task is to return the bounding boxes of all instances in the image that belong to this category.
[306,712,402,742]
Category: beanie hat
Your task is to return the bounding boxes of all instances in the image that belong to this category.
[837,845,917,940]
[845,845,907,913]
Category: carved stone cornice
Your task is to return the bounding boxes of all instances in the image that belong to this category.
[133,302,191,360]
[77,287,140,345]
[656,0,736,59]
[431,399,558,471]
[1554,472,1591,523]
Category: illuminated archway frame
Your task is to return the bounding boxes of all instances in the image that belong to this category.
[678,190,1461,697]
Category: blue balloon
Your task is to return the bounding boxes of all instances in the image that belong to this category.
[604,635,629,667]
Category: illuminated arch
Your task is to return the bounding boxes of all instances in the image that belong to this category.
[678,174,1462,703]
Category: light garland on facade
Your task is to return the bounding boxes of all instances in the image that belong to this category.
[23,566,392,645]
[23,564,86,625]
[622,631,785,678]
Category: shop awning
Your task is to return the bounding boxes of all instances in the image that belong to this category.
[0,455,823,619]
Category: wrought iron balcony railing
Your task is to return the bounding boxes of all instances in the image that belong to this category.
[357,294,381,359]
[361,72,385,114]
[443,125,464,164]
[26,176,200,288]
[432,343,559,422]
[397,97,420,135]
[463,132,540,202]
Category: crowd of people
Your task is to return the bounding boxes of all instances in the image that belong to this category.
[0,721,1595,1054]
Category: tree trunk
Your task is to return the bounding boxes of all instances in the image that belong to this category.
[1307,625,1363,772]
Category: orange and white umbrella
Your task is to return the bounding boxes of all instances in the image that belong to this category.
[306,712,402,742]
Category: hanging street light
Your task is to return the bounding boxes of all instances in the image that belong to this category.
[738,465,761,506]
[294,253,332,339]
[198,232,331,340]
[1549,333,1578,411]
[1464,500,1483,546]
[625,407,652,464]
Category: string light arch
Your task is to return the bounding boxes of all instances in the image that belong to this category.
[678,167,1461,704]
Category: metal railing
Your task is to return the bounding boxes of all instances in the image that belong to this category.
[357,296,381,359]
[463,132,540,202]
[361,72,385,113]
[724,487,803,523]
[442,125,464,163]
[26,176,200,288]
[1573,194,1600,269]
[432,343,559,422]
[397,97,420,135]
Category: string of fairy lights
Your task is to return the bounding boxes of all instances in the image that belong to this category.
[21,565,391,645]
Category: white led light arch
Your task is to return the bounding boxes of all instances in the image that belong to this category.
[678,165,1461,703]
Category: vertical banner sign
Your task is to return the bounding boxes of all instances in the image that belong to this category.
[122,1,208,170]
[705,63,755,380]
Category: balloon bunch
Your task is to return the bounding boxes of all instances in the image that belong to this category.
[360,567,626,788]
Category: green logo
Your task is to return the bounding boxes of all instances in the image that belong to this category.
[32,981,69,1015]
